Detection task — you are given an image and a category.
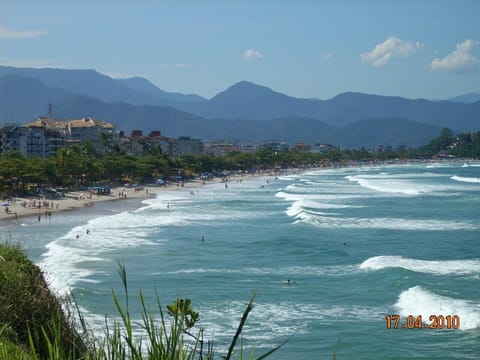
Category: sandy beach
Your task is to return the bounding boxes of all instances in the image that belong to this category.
[0,168,306,224]
[0,179,212,224]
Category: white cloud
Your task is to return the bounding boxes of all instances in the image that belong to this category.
[0,25,47,39]
[430,39,479,72]
[243,48,263,60]
[361,36,423,67]
[323,50,334,60]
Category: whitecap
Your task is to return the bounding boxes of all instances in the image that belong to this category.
[451,175,480,184]
[346,175,423,195]
[395,286,480,330]
[359,256,480,275]
[295,215,479,231]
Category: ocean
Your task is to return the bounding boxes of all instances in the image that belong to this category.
[2,161,479,359]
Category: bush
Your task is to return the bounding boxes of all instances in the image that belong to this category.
[0,243,86,359]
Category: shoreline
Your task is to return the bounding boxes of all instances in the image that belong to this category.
[0,179,214,224]
[1,158,473,225]
[0,167,298,225]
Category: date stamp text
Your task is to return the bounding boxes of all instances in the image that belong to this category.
[385,315,460,329]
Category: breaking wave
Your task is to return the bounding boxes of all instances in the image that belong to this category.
[451,175,480,184]
[395,286,480,330]
[360,256,480,275]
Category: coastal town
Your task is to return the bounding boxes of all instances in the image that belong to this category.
[0,115,399,159]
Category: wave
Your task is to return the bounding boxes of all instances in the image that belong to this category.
[462,163,480,168]
[276,176,296,181]
[360,256,480,275]
[345,175,434,195]
[395,286,480,330]
[425,164,448,168]
[39,190,272,295]
[163,264,357,277]
[293,214,479,231]
[276,190,360,204]
[198,300,383,348]
[451,175,480,184]
[80,298,383,351]
[276,191,360,222]
[38,209,163,295]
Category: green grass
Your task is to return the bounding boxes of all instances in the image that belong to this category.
[0,243,285,360]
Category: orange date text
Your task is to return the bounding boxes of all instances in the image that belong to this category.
[385,315,460,329]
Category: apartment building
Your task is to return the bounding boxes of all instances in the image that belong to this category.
[172,136,204,158]
[0,123,64,157]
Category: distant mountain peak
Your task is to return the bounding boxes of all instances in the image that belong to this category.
[211,80,291,103]
[225,80,275,93]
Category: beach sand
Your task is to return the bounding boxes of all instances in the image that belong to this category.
[0,180,212,224]
[0,169,298,224]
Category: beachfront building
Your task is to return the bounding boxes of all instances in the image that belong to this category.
[147,131,174,156]
[311,143,338,153]
[55,117,117,154]
[291,142,311,152]
[239,142,262,153]
[171,136,204,158]
[262,141,289,152]
[0,125,21,154]
[119,130,174,156]
[0,117,118,157]
[0,122,64,157]
[203,141,240,156]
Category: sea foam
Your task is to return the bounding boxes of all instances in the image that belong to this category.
[294,215,479,231]
[346,175,427,195]
[451,175,480,184]
[360,256,480,275]
[395,286,480,330]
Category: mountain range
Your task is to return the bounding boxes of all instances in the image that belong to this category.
[1,65,479,149]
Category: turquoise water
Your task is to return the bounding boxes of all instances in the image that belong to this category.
[2,162,480,359]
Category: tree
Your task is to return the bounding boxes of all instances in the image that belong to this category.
[0,151,27,193]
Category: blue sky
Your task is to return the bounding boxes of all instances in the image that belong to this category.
[1,0,479,100]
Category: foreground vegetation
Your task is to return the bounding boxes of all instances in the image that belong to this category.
[0,128,478,194]
[0,243,284,360]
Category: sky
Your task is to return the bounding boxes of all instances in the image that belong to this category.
[0,0,479,100]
